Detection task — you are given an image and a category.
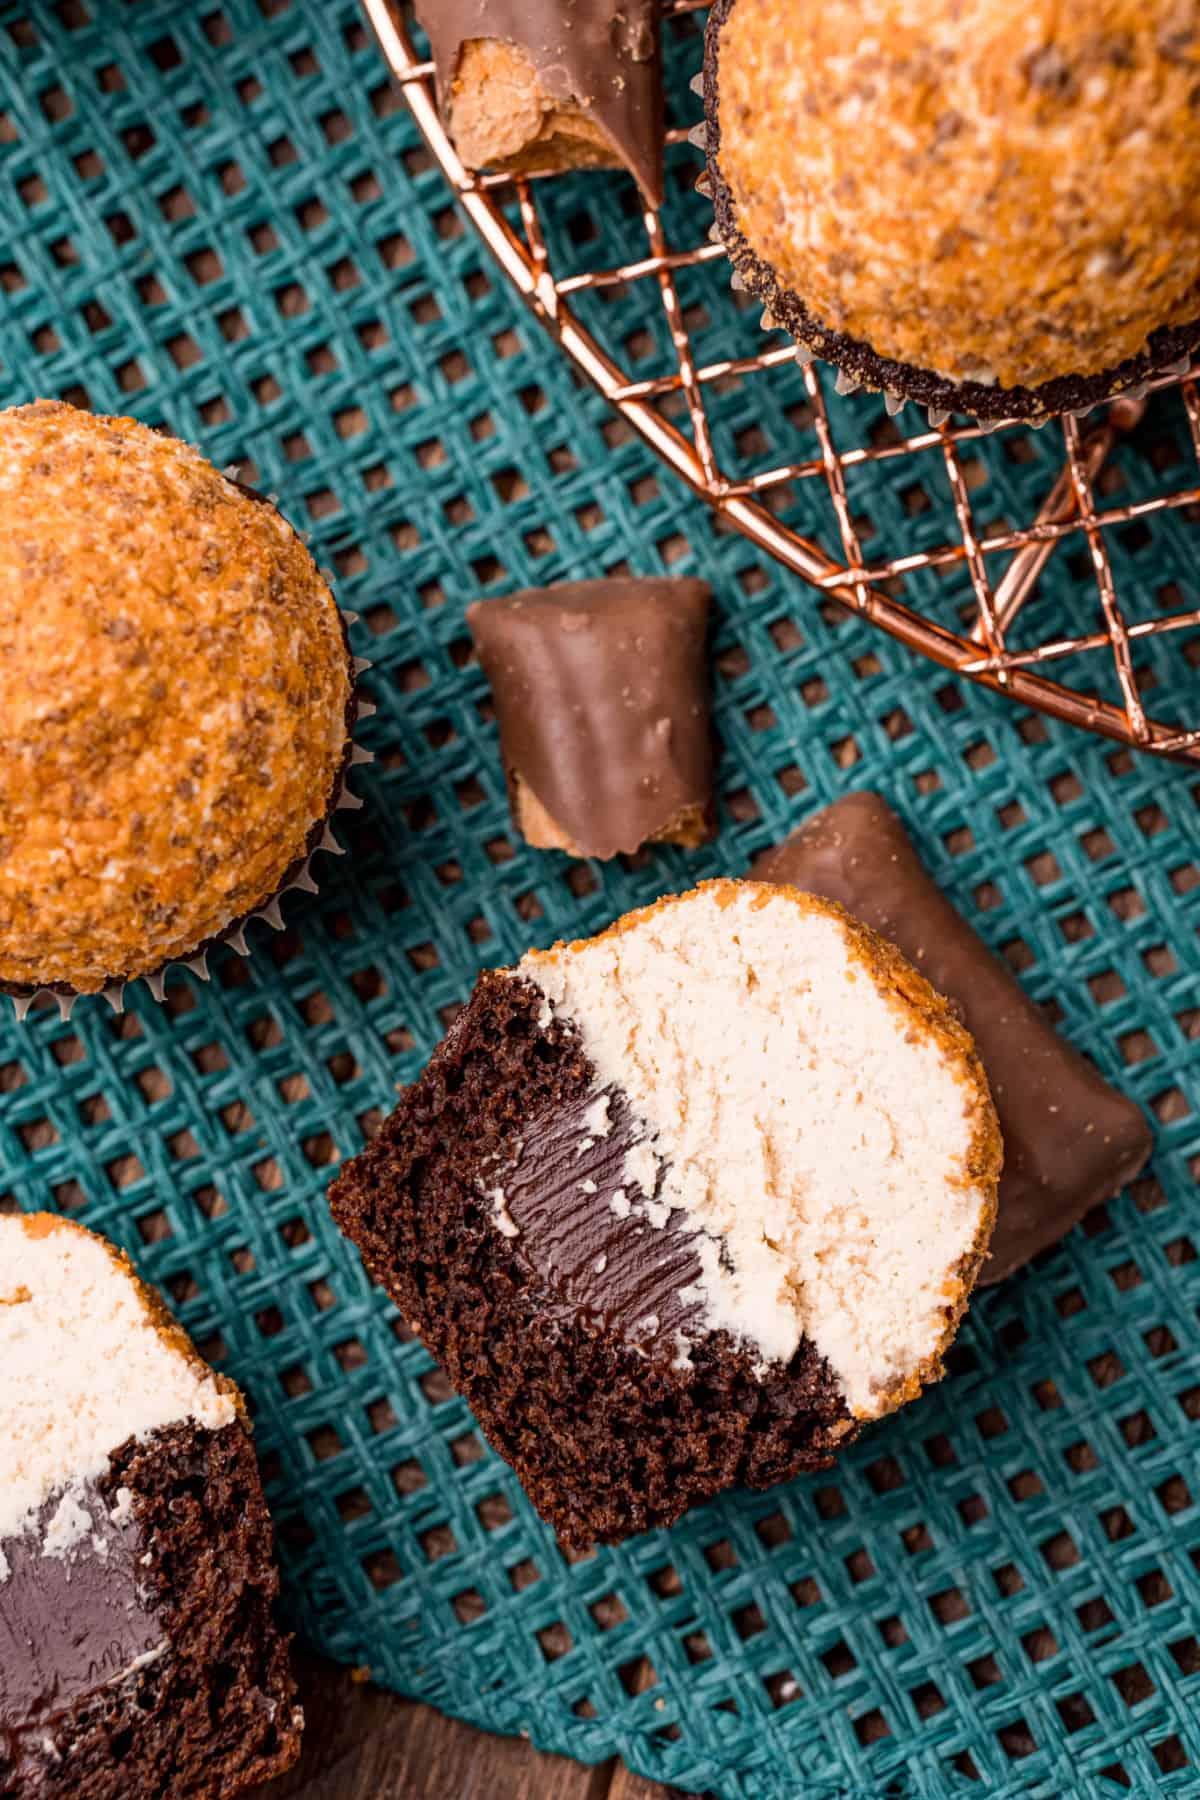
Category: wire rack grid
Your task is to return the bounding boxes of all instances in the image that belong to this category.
[365,0,1200,761]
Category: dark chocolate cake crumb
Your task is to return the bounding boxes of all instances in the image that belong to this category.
[1,1420,301,1800]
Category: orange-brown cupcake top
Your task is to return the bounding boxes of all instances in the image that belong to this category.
[0,400,352,994]
[715,0,1200,390]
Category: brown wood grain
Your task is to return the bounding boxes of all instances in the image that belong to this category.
[257,1653,691,1800]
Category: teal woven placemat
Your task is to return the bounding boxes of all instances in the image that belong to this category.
[1,4,1199,1795]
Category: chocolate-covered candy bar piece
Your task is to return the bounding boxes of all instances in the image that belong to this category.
[751,792,1152,1283]
[415,1,663,206]
[468,577,714,861]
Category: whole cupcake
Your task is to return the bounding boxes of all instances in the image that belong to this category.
[704,0,1200,421]
[0,400,358,1004]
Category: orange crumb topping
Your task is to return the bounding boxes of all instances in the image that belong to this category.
[0,400,352,993]
[717,0,1200,389]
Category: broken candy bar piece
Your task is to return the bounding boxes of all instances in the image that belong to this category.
[468,577,714,861]
[415,1,664,206]
[751,791,1153,1283]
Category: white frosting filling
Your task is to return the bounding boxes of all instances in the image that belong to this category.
[42,1490,94,1559]
[0,1218,236,1542]
[622,1141,658,1197]
[520,884,990,1417]
[488,1186,520,1239]
[582,1094,611,1138]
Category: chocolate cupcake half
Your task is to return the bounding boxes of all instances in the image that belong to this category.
[703,0,1200,422]
[0,399,365,1011]
[0,1213,302,1797]
[331,880,1001,1545]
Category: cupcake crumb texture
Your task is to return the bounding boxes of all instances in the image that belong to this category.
[522,881,1000,1417]
[0,400,352,994]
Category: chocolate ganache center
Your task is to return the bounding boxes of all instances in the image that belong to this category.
[0,1478,161,1741]
[497,1075,711,1350]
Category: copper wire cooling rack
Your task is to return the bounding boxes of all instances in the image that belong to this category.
[365,0,1200,759]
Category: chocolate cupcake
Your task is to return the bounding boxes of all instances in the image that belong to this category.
[331,880,1001,1545]
[0,1213,302,1797]
[0,400,362,1009]
[704,0,1200,422]
[415,2,663,206]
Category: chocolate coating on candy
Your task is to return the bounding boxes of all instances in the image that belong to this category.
[0,1484,160,1742]
[468,578,714,861]
[751,792,1153,1282]
[417,0,663,205]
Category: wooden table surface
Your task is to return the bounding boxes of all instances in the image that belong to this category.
[259,1653,696,1800]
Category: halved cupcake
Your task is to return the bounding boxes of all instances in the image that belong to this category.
[331,880,1001,1544]
[0,1213,302,1797]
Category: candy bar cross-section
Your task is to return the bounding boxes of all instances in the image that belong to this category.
[468,577,714,860]
[417,1,663,205]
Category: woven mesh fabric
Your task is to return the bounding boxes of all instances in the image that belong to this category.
[1,3,1198,1795]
